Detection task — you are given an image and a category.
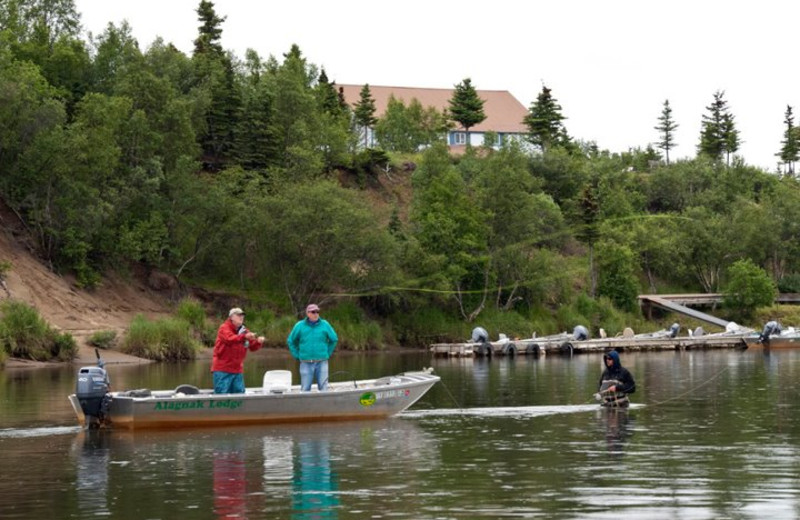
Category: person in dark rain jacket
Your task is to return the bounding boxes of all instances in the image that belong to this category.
[597,350,636,407]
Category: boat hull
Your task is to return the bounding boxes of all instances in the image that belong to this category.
[69,371,440,430]
[743,335,800,349]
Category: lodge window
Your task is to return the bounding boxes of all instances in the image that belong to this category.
[453,132,466,145]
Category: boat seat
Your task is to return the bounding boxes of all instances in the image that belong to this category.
[263,370,292,394]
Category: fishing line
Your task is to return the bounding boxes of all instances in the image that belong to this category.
[437,377,463,409]
[644,350,745,408]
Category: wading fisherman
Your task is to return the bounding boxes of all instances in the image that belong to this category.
[596,350,636,407]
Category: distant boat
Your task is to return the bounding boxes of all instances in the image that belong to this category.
[69,362,440,430]
[742,322,800,349]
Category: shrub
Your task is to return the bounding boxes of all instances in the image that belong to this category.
[121,314,199,361]
[723,259,777,319]
[777,274,800,293]
[175,298,207,331]
[390,305,469,347]
[87,330,117,350]
[53,333,77,361]
[311,302,384,350]
[0,300,75,361]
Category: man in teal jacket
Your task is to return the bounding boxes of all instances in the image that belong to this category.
[287,303,338,391]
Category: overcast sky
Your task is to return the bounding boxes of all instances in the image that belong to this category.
[75,0,798,170]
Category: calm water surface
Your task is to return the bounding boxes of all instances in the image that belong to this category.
[2,348,800,519]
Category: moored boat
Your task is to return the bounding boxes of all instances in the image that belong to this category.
[742,321,800,349]
[69,355,440,430]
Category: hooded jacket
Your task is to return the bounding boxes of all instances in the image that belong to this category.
[598,350,636,395]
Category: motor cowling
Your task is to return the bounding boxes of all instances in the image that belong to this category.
[76,366,111,427]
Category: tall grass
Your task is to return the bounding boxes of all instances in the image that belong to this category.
[0,300,77,361]
[323,302,383,350]
[120,314,200,361]
[175,298,215,346]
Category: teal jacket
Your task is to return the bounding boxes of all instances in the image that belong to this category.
[287,318,338,361]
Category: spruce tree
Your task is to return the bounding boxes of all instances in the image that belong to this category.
[524,84,570,153]
[698,90,739,165]
[778,105,799,176]
[354,84,377,148]
[192,0,239,170]
[193,0,225,56]
[448,78,486,146]
[654,99,678,164]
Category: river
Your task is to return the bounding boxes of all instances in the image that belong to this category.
[1,347,800,519]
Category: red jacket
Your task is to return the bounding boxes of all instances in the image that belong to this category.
[211,319,263,374]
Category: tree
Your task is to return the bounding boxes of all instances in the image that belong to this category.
[353,83,377,148]
[448,78,485,146]
[272,44,324,178]
[596,240,639,312]
[777,105,799,176]
[654,99,678,164]
[524,84,570,153]
[256,181,397,314]
[698,90,739,165]
[410,144,490,321]
[192,0,239,170]
[577,181,601,297]
[193,0,225,57]
[374,96,447,153]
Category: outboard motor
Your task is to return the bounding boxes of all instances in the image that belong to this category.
[573,325,589,341]
[759,321,782,343]
[471,327,489,343]
[76,349,111,428]
[669,323,680,338]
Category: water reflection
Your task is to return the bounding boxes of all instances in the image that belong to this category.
[213,438,247,518]
[597,408,634,456]
[73,430,110,516]
[292,438,339,519]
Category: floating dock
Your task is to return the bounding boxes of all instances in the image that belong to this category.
[430,334,750,357]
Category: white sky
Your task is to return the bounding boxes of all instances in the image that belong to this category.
[75,0,799,171]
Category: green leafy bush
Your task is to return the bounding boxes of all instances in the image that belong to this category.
[723,259,777,319]
[121,314,199,361]
[777,274,800,293]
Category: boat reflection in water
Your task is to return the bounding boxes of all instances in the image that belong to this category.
[73,430,110,516]
[69,418,435,518]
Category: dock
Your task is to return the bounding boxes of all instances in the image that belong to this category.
[430,333,750,357]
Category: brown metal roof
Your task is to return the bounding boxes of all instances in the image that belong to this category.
[337,84,529,133]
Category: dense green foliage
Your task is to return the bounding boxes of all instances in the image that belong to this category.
[2,1,800,354]
[722,259,777,320]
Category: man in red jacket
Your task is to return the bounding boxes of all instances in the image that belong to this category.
[212,308,265,394]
